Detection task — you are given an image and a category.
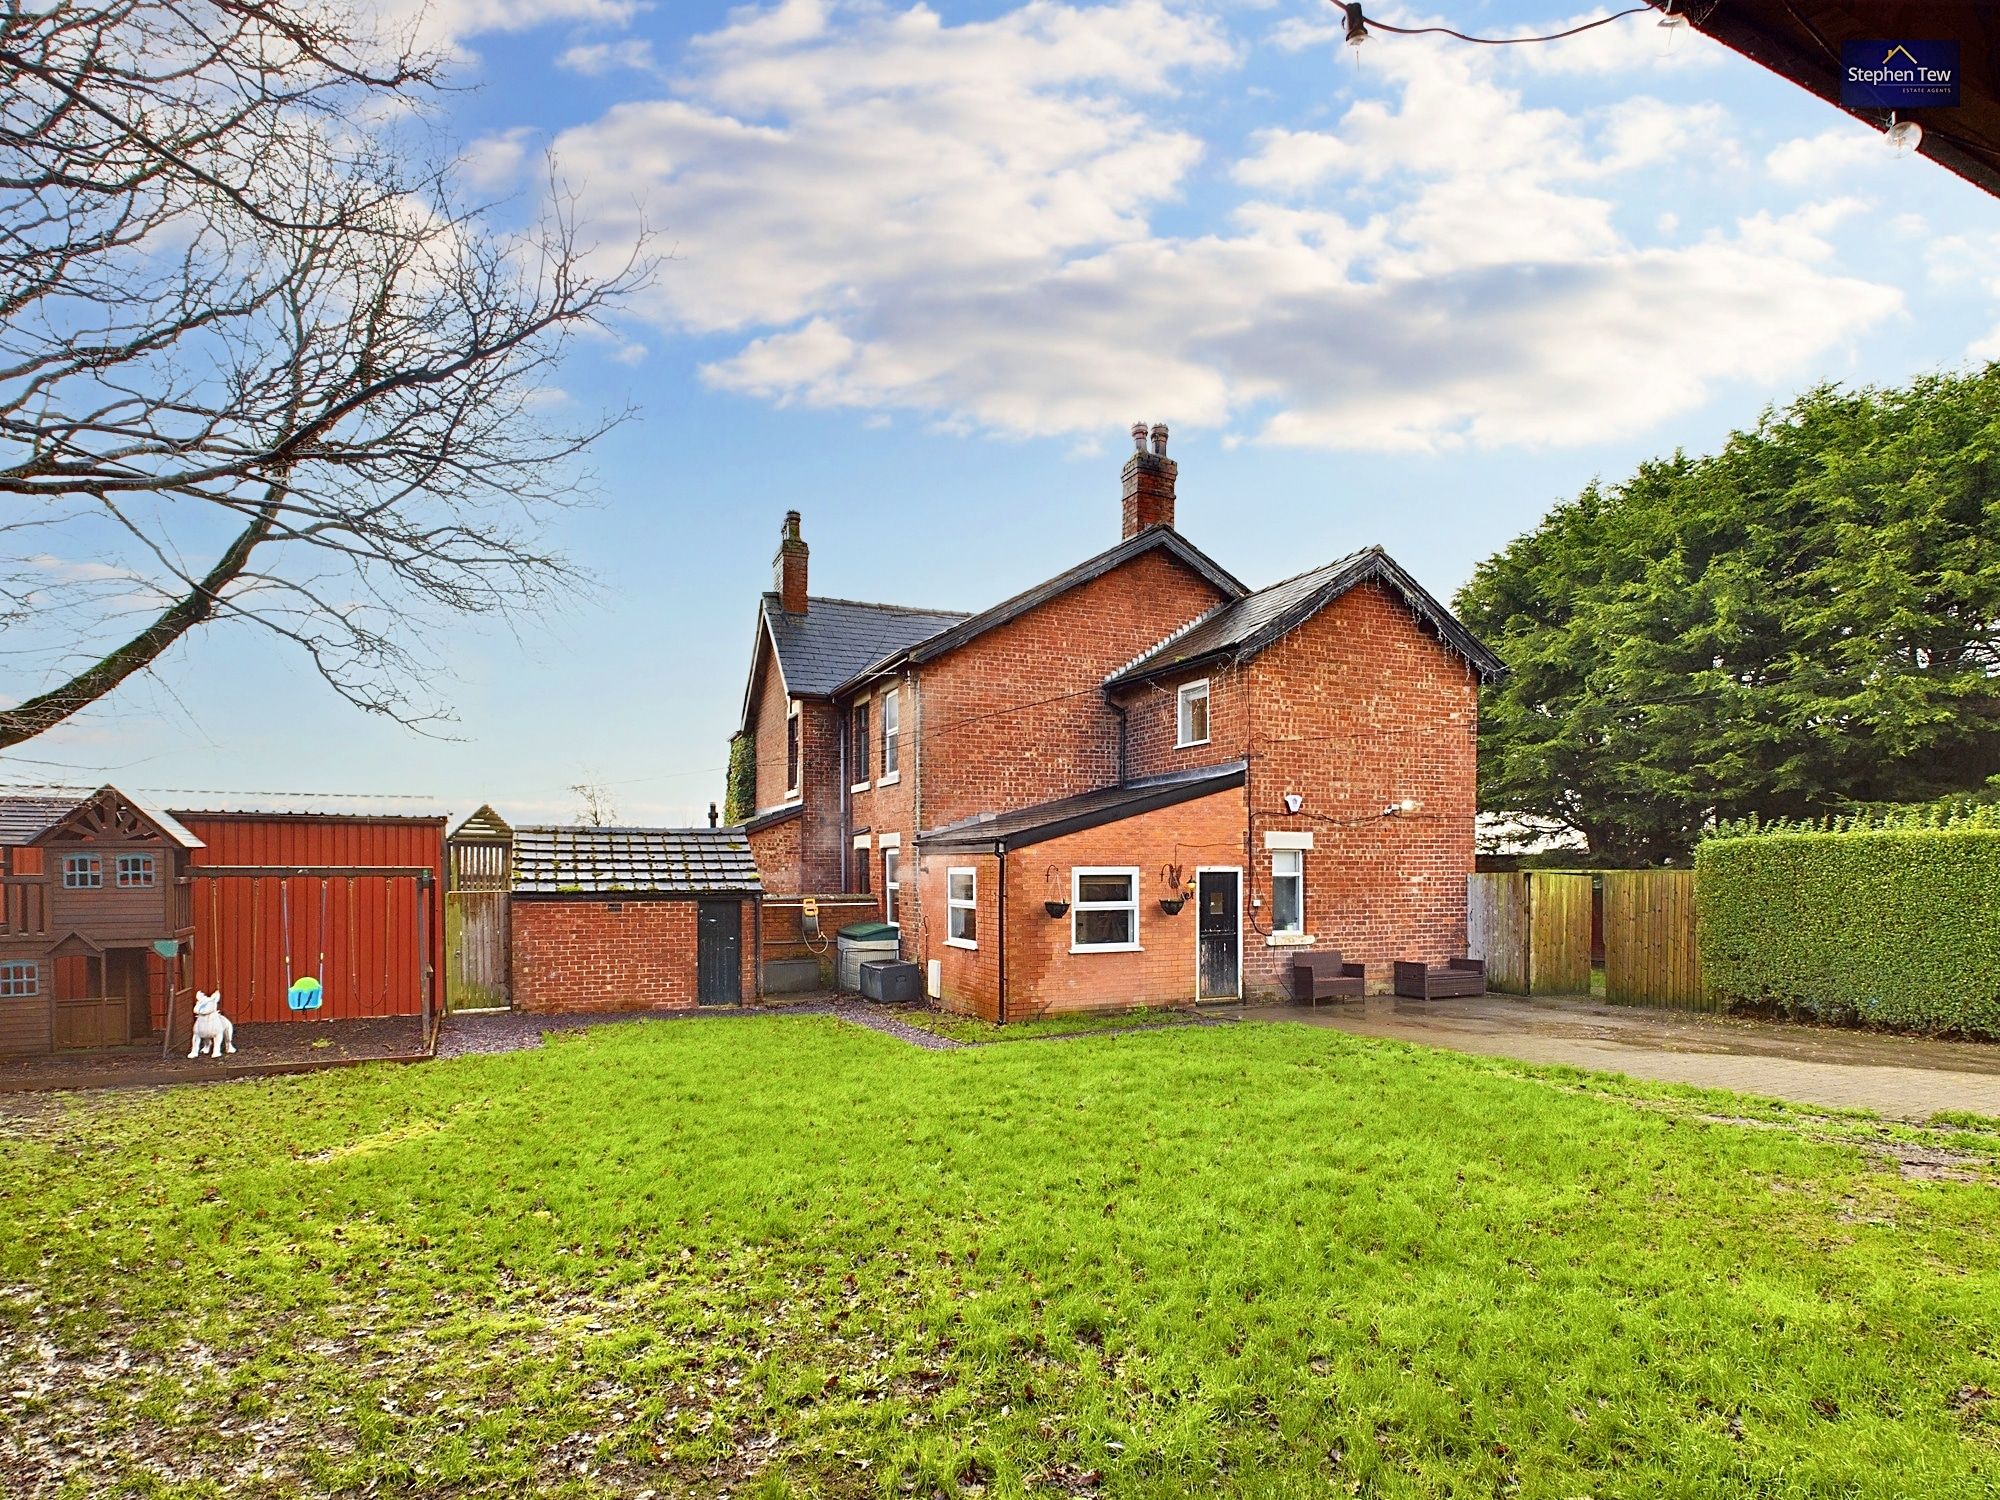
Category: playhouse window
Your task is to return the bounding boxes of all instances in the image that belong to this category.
[881,688,901,781]
[946,867,977,948]
[1072,868,1140,951]
[116,853,156,888]
[62,854,102,889]
[1271,849,1304,934]
[0,962,37,998]
[1177,679,1210,747]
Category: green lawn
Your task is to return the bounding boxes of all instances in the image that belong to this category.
[886,1004,1200,1043]
[3,1018,1998,1498]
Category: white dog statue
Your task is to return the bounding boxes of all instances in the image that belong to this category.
[189,989,237,1060]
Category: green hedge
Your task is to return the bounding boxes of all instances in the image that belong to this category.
[1696,822,2000,1036]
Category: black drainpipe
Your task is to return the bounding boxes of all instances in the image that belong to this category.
[1111,693,1129,786]
[996,840,1008,1025]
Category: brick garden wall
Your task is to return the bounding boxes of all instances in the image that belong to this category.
[510,897,754,1014]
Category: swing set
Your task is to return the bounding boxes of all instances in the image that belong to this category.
[187,863,437,1034]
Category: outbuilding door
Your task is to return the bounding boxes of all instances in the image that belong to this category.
[696,901,741,1006]
[1196,869,1241,1001]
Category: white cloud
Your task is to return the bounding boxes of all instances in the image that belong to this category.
[364,0,642,52]
[460,126,537,191]
[544,0,1901,451]
[1766,125,1894,185]
[559,38,660,75]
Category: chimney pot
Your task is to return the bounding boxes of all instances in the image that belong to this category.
[774,511,809,614]
[1120,421,1178,538]
[708,801,719,828]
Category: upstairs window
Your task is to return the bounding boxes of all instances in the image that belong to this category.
[0,961,38,998]
[850,700,871,786]
[881,688,901,780]
[1177,679,1210,748]
[1072,868,1140,951]
[116,853,156,888]
[1271,849,1304,934]
[62,853,102,889]
[947,867,977,948]
[786,702,801,795]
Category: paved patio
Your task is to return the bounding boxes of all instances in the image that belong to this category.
[1238,995,2000,1121]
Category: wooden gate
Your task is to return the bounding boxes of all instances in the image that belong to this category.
[1602,870,1711,1011]
[446,891,510,1011]
[1468,871,1592,995]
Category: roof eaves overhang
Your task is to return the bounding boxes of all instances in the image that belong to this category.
[917,763,1247,855]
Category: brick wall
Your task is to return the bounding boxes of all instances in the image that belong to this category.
[511,897,753,1013]
[1240,581,1480,997]
[913,850,1001,1019]
[1121,659,1249,779]
[745,810,803,896]
[747,654,842,891]
[916,550,1232,828]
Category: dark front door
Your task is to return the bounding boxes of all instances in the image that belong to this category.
[696,901,742,1007]
[1196,869,1240,1001]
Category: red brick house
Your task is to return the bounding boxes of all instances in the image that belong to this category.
[732,424,1503,1021]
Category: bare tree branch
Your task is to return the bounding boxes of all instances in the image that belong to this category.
[0,0,651,749]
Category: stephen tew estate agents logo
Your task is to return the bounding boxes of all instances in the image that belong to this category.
[1841,40,1960,109]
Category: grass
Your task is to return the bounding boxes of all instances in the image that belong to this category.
[885,1005,1201,1043]
[2,1017,1998,1498]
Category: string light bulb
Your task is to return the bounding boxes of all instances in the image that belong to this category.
[1338,2,1368,47]
[1657,1,1686,28]
[1887,113,1924,154]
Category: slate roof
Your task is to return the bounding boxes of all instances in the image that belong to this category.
[763,594,970,699]
[0,794,83,846]
[918,761,1248,853]
[511,825,762,896]
[1105,546,1506,687]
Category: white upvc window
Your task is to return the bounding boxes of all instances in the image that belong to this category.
[946,867,978,948]
[1071,867,1141,952]
[1176,679,1210,748]
[883,844,901,925]
[1271,849,1304,935]
[880,687,901,783]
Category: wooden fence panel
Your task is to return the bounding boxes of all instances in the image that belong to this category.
[1602,870,1711,1011]
[1468,873,1529,993]
[1527,872,1593,995]
[446,890,510,1011]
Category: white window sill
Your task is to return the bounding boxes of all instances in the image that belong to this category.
[1174,737,1210,750]
[850,781,871,794]
[784,790,801,803]
[878,771,901,786]
[945,936,978,951]
[1070,942,1143,955]
[1265,932,1314,948]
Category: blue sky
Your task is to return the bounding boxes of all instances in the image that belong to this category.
[9,0,2000,823]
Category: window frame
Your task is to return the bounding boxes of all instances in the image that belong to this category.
[851,833,872,894]
[62,853,102,889]
[0,961,38,999]
[1070,866,1142,954]
[879,687,901,784]
[945,866,978,949]
[785,700,801,799]
[849,699,871,790]
[1270,848,1305,936]
[882,842,901,926]
[115,852,157,889]
[1176,678,1211,748]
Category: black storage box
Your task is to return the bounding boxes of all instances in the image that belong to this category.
[859,959,923,1003]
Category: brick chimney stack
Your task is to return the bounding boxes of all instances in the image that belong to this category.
[1121,421,1177,538]
[774,510,809,615]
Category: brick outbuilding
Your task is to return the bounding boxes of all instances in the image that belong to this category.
[508,825,761,1014]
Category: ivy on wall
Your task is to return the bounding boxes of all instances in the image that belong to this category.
[1696,813,2000,1037]
[724,731,757,826]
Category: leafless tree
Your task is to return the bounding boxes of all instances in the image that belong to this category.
[0,0,649,748]
[568,779,618,827]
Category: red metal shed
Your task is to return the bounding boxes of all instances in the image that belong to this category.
[176,801,446,1027]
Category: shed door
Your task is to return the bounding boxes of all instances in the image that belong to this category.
[696,901,742,1007]
[1197,869,1240,1001]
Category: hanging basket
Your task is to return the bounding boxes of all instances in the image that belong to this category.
[1044,900,1070,918]
[1158,896,1188,916]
